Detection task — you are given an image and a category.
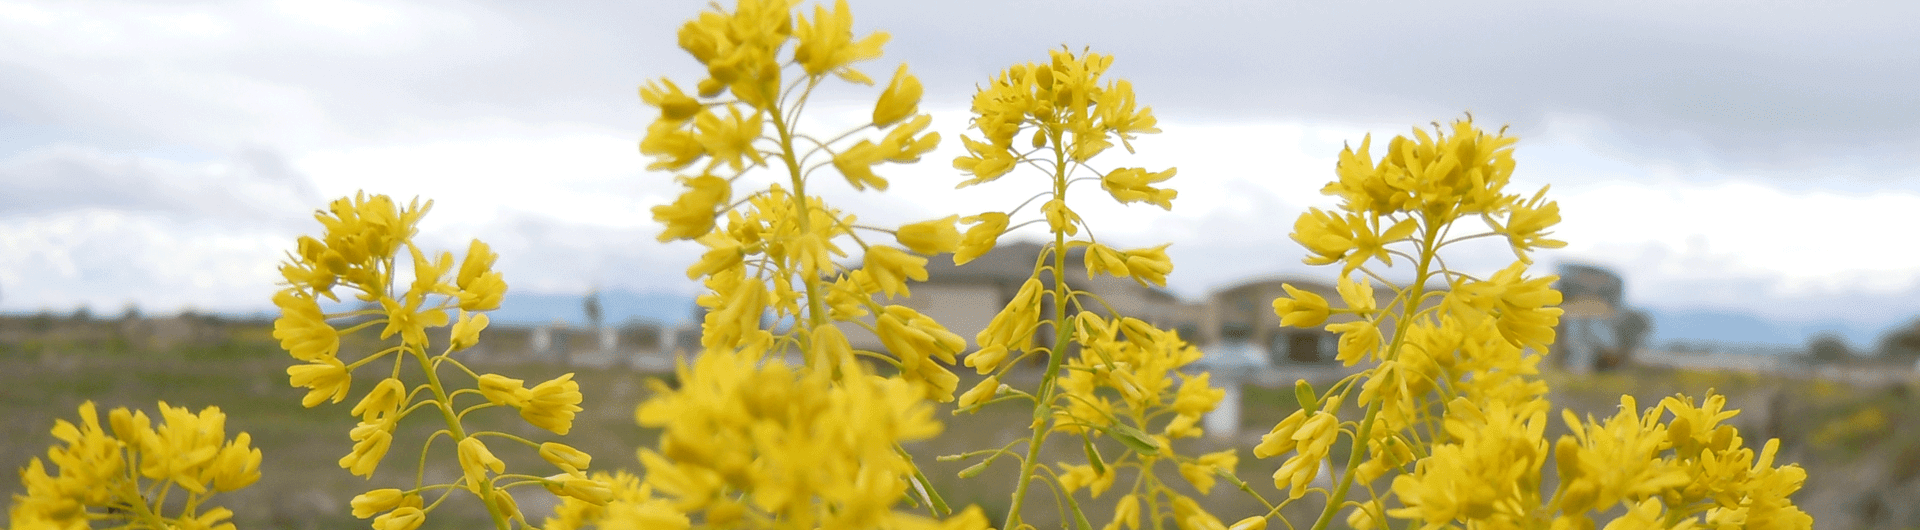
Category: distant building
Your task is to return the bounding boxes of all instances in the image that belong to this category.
[1551,263,1646,372]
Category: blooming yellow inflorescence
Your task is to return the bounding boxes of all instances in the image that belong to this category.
[7,3,1820,530]
[271,192,607,530]
[8,401,261,530]
[614,0,994,528]
[1253,117,1811,530]
[941,44,1250,530]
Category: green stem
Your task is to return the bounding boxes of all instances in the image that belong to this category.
[413,348,510,530]
[1005,132,1072,529]
[1309,220,1441,530]
[767,90,830,347]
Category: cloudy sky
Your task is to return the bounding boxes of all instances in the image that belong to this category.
[2,0,1917,347]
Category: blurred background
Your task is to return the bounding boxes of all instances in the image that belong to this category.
[3,0,1919,528]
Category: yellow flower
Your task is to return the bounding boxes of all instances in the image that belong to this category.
[288,357,352,408]
[833,139,892,191]
[272,289,339,362]
[540,442,593,475]
[1104,494,1142,530]
[953,135,1018,185]
[523,373,584,435]
[792,0,886,81]
[1328,319,1382,366]
[872,63,922,127]
[1122,244,1172,287]
[372,506,425,530]
[352,488,408,519]
[1102,167,1178,209]
[954,212,1009,265]
[693,104,767,173]
[550,476,615,506]
[641,120,705,171]
[1272,284,1329,328]
[457,437,505,493]
[339,417,394,478]
[377,293,448,350]
[652,174,731,242]
[957,376,1001,409]
[450,311,489,351]
[454,239,506,311]
[863,246,927,298]
[208,432,262,492]
[639,78,702,122]
[1172,372,1224,418]
[351,377,407,421]
[1056,462,1116,496]
[1043,198,1082,236]
[1178,449,1238,495]
[477,374,530,408]
[896,215,960,255]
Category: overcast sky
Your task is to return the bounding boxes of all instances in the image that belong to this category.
[3,0,1917,346]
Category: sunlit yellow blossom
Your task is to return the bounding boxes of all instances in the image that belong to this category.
[897,215,960,255]
[953,135,1018,185]
[477,374,530,408]
[1178,450,1238,495]
[377,293,448,350]
[1102,167,1177,209]
[457,437,505,493]
[1272,284,1330,328]
[1122,244,1172,287]
[339,417,394,478]
[954,212,1009,265]
[539,442,593,476]
[522,373,584,435]
[958,376,1001,409]
[1328,319,1382,366]
[833,139,892,191]
[449,311,489,351]
[792,0,887,81]
[1057,462,1117,497]
[351,489,409,519]
[1085,243,1129,279]
[272,289,338,362]
[1042,198,1081,236]
[863,246,927,298]
[288,357,352,407]
[640,78,703,122]
[652,174,731,242]
[873,63,922,127]
[351,377,407,421]
[642,120,705,171]
[372,506,425,530]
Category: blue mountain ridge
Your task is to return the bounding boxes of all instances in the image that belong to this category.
[483,290,697,328]
[1643,307,1894,352]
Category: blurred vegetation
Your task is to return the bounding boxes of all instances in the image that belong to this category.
[7,316,1920,528]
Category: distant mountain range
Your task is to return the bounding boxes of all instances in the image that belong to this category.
[484,290,697,328]
[1644,308,1899,352]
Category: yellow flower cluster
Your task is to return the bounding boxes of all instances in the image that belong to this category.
[1257,118,1810,530]
[627,346,989,529]
[7,3,1822,530]
[615,1,997,528]
[937,46,1252,530]
[273,192,605,530]
[9,401,260,530]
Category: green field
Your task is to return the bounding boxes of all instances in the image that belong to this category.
[4,327,1917,529]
